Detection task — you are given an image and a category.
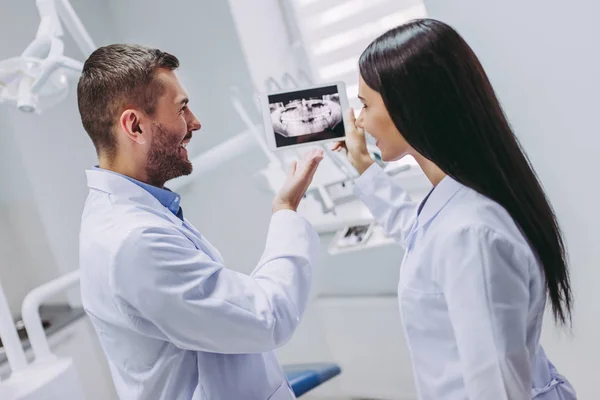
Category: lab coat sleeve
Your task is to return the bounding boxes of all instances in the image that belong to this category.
[353,163,418,244]
[437,226,532,400]
[111,209,319,354]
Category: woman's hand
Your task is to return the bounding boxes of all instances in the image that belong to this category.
[331,108,374,175]
[272,148,324,213]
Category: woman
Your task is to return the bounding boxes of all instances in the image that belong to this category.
[333,19,576,399]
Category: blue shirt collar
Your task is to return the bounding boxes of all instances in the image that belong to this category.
[93,166,183,219]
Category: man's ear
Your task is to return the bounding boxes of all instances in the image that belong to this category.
[119,109,148,145]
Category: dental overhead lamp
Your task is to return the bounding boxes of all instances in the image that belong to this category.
[0,0,95,114]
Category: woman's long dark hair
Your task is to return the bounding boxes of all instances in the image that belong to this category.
[359,18,572,325]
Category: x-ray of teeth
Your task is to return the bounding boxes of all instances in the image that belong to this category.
[270,94,342,138]
[266,84,346,149]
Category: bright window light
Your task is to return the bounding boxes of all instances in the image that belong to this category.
[291,0,427,113]
[312,4,427,56]
[306,0,388,30]
[318,56,358,80]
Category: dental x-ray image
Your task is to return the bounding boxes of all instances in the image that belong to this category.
[336,224,373,248]
[268,85,345,148]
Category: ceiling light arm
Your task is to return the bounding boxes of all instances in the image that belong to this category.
[54,0,96,57]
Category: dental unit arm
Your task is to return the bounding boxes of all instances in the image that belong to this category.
[0,0,96,114]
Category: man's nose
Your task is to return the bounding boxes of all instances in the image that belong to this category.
[188,110,201,131]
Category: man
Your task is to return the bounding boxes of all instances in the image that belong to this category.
[77,44,323,400]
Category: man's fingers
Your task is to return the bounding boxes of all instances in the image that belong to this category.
[299,150,323,171]
[300,148,321,162]
[287,150,324,195]
[295,160,320,196]
[306,159,320,182]
[307,154,323,179]
[309,152,324,171]
[312,148,324,161]
[288,160,297,178]
[297,153,322,185]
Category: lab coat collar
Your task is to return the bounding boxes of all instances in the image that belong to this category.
[85,169,184,227]
[416,175,463,228]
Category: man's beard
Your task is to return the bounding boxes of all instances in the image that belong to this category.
[146,122,193,187]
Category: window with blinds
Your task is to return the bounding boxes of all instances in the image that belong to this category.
[290,0,428,109]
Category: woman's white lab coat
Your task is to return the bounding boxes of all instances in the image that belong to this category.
[79,169,319,400]
[354,164,576,400]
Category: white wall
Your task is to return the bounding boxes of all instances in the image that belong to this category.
[106,0,260,158]
[425,1,600,398]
